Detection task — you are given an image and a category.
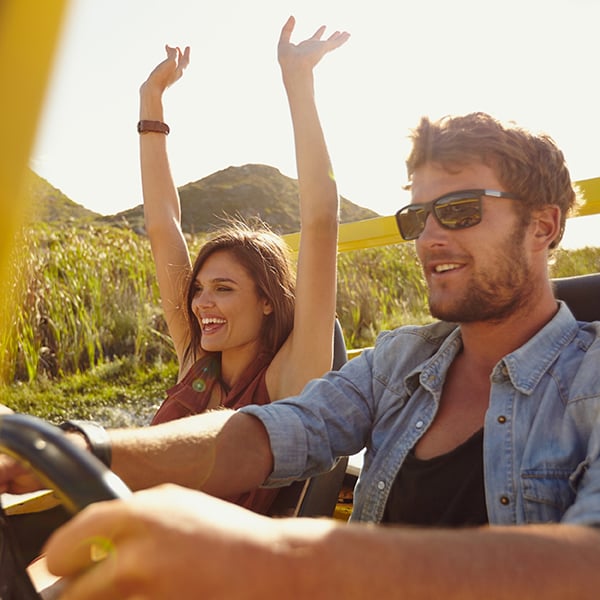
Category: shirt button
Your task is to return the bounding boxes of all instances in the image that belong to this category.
[497,415,507,424]
[415,420,424,429]
[377,481,385,491]
[501,366,509,377]
[500,495,510,506]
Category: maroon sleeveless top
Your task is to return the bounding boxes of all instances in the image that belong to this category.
[151,351,279,515]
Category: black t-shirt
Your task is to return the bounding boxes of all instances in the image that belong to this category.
[382,428,488,526]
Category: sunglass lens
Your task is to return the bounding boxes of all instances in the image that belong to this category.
[397,207,426,240]
[435,197,481,230]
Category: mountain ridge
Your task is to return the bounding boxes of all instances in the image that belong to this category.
[26,164,379,234]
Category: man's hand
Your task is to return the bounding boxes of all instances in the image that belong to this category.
[0,451,45,494]
[0,407,47,493]
[39,483,600,599]
[0,410,89,494]
[43,484,307,599]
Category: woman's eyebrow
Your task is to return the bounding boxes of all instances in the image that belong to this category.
[195,276,238,284]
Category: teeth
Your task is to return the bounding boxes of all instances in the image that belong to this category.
[201,318,226,325]
[434,263,460,273]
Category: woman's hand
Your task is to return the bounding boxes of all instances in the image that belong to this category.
[277,15,350,79]
[140,45,191,97]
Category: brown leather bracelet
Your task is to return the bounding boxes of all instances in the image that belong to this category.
[137,120,170,135]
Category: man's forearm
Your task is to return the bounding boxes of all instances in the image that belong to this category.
[108,411,274,495]
[275,521,600,599]
[40,486,600,598]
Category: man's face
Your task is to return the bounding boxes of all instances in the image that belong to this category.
[411,162,533,323]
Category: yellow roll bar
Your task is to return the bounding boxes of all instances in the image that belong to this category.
[577,177,600,217]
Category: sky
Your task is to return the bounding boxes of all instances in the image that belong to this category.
[31,0,599,249]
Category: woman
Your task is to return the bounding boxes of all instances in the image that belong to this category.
[138,17,349,512]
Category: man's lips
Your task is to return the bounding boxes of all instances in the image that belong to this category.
[430,262,464,274]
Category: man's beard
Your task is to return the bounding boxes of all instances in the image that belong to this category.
[427,229,533,323]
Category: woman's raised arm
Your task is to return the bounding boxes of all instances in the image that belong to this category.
[139,46,192,371]
[267,17,350,399]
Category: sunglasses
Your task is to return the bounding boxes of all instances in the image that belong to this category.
[395,189,521,241]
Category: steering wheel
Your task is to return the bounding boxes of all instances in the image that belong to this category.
[0,413,131,599]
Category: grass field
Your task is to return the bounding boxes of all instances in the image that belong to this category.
[1,223,598,425]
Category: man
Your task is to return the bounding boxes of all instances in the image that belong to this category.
[3,112,600,598]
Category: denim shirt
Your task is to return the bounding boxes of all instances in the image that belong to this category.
[241,302,600,525]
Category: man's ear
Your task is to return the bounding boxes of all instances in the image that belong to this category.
[530,204,562,250]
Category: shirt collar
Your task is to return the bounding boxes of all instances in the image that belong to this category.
[496,301,579,394]
[410,325,463,395]
[406,301,579,397]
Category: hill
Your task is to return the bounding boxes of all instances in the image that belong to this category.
[26,164,378,234]
[107,164,378,234]
[22,168,98,223]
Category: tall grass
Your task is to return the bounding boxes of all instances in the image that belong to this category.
[1,223,599,387]
[0,223,173,384]
[337,244,430,349]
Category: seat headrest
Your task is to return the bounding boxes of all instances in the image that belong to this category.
[552,273,600,322]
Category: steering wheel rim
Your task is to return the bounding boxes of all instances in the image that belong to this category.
[0,413,131,599]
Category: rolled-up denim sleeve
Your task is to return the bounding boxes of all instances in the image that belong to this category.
[240,353,376,487]
[242,401,311,486]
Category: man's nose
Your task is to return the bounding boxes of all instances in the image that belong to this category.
[417,211,449,246]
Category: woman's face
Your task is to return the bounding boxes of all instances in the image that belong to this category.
[190,250,272,355]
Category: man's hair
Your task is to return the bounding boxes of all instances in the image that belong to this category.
[183,219,295,366]
[405,112,579,248]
